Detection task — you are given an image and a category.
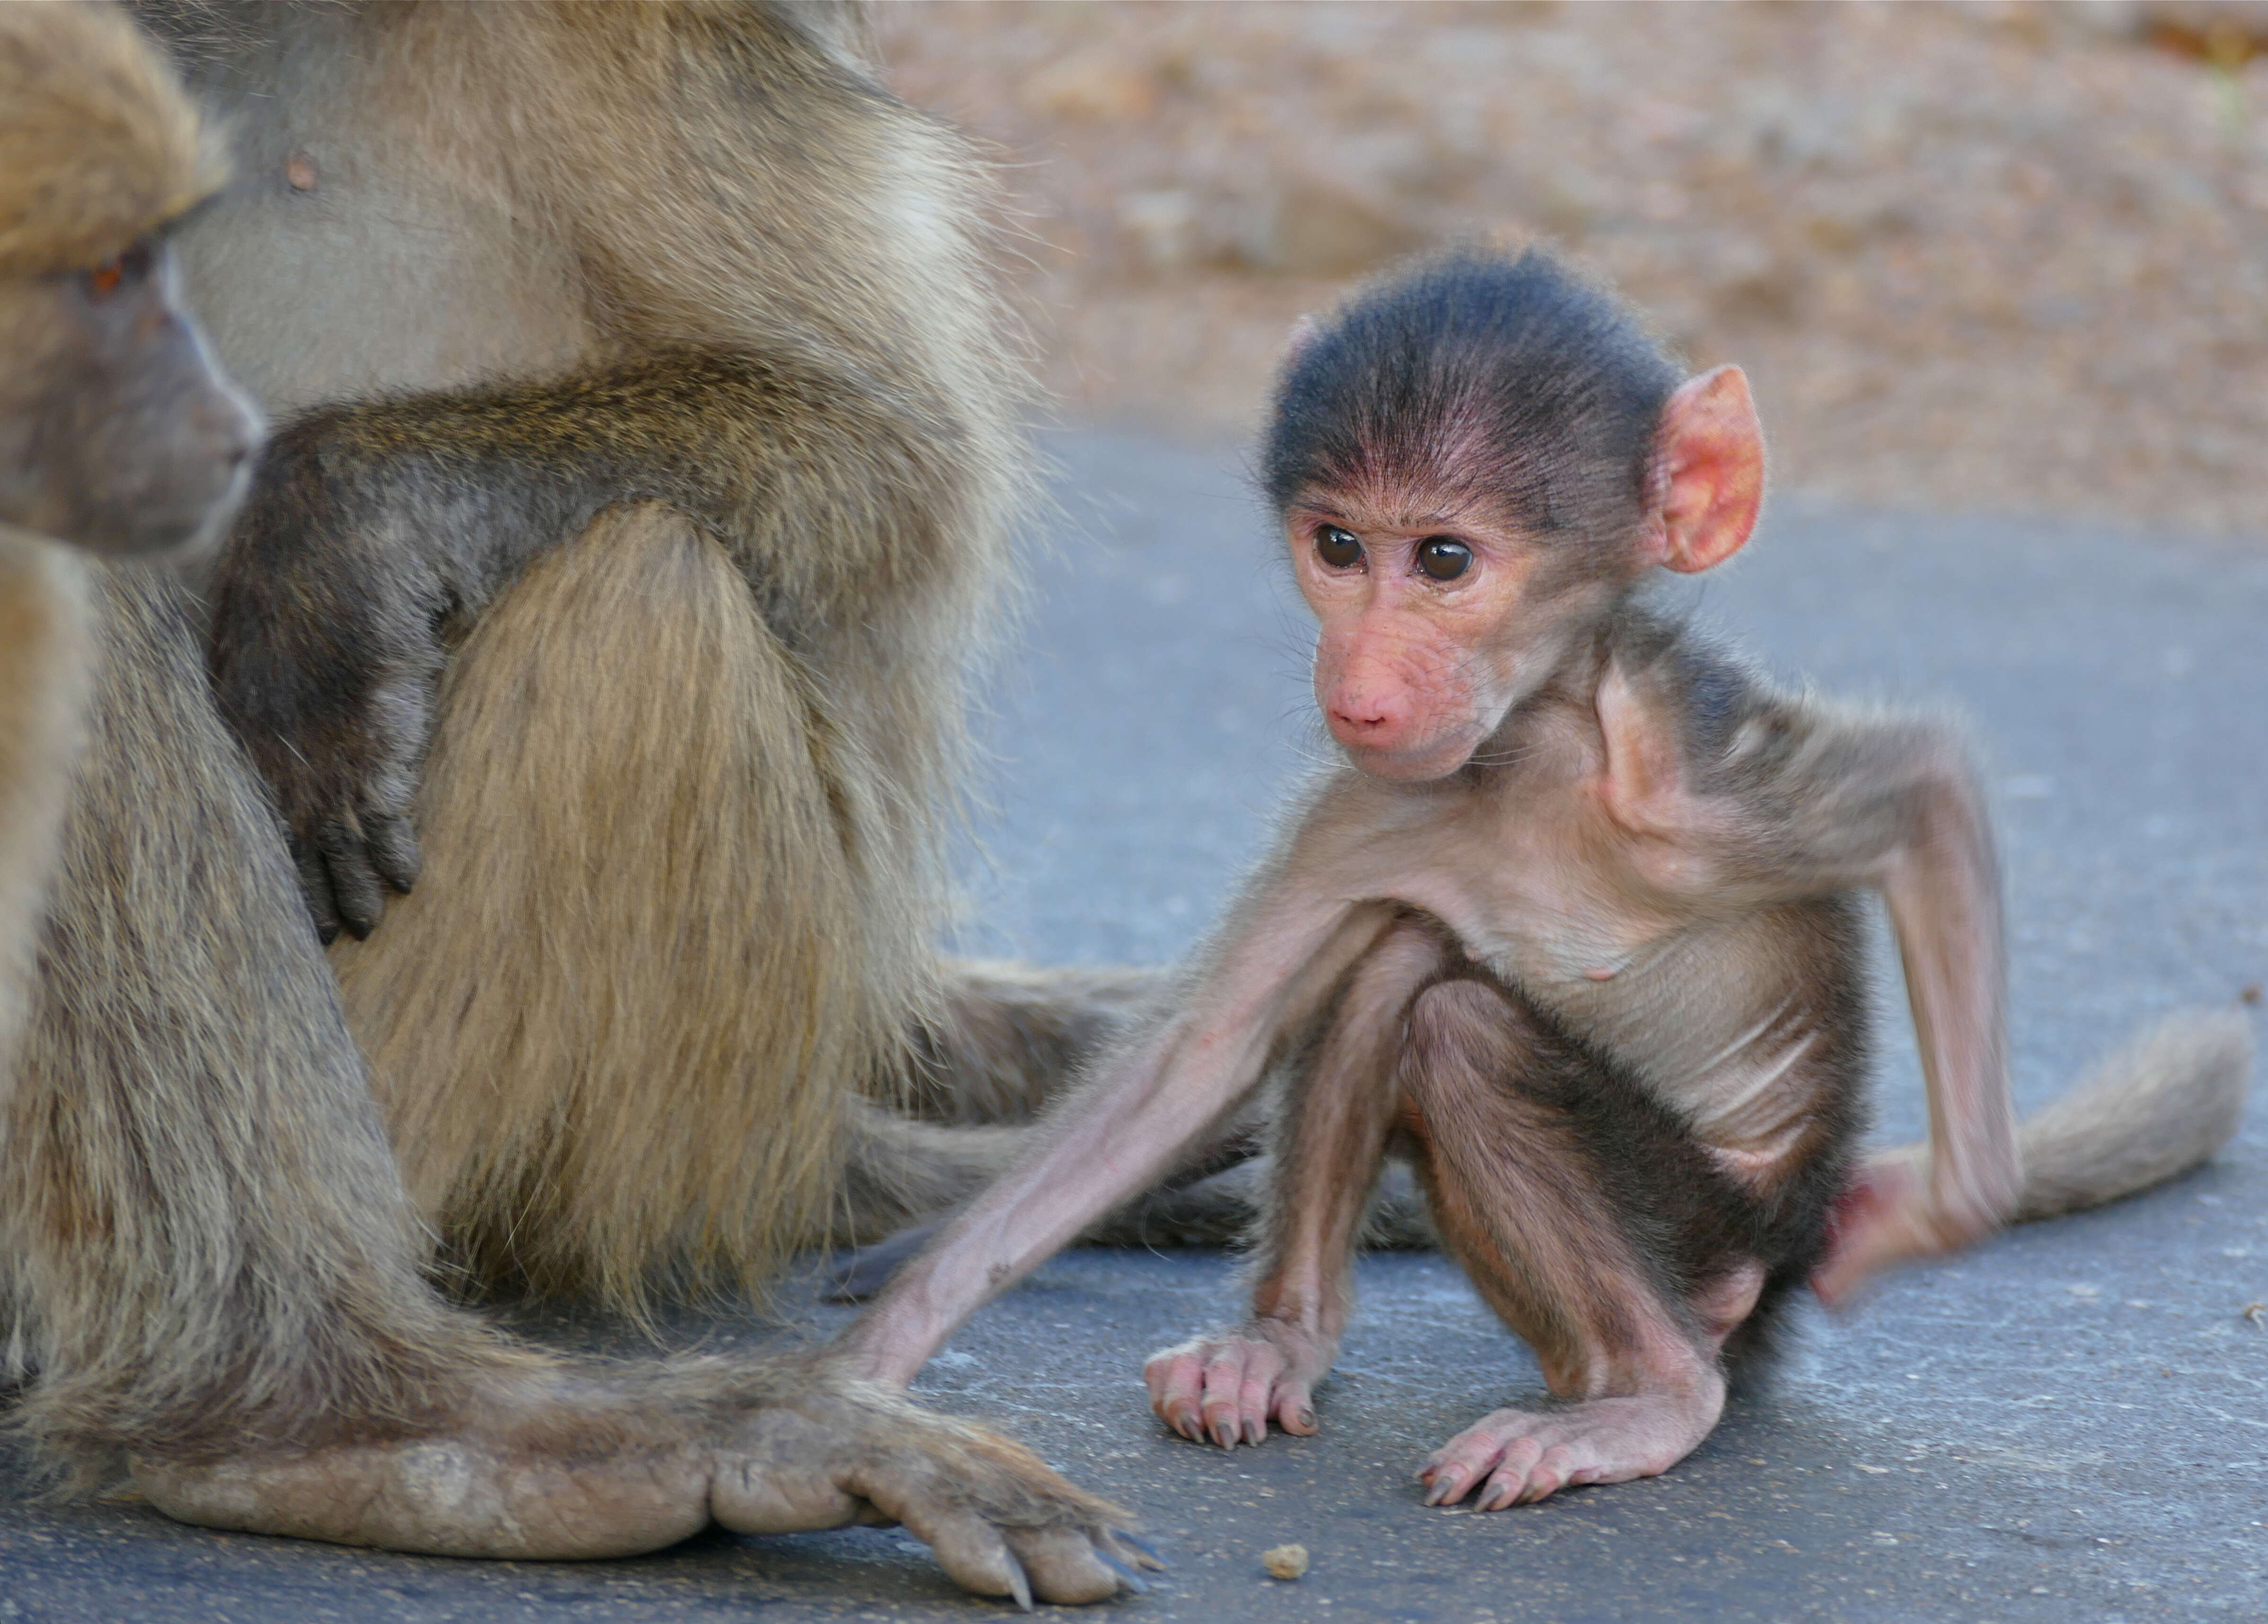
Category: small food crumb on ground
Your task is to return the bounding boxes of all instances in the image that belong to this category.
[1263,1542,1310,1580]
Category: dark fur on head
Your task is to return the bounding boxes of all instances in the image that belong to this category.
[1262,246,1681,542]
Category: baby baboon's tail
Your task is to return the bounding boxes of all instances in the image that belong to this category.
[1872,1008,2253,1222]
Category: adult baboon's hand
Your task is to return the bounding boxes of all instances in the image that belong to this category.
[204,418,442,942]
[133,1356,1157,1606]
[713,1369,1158,1606]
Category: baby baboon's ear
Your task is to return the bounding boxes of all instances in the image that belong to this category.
[1650,364,1764,576]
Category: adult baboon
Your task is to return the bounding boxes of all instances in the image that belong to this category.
[168,0,1143,1312]
[0,0,253,1110]
[5,3,1147,1604]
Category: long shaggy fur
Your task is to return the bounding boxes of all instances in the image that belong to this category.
[329,506,878,1308]
[150,1,1133,1317]
[0,2,221,274]
[5,571,504,1481]
[1870,1007,2254,1221]
[0,536,92,1092]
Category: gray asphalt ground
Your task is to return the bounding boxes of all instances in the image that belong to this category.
[7,430,2268,1621]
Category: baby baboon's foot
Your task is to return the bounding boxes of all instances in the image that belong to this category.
[1417,1377,1725,1510]
[1143,1322,1330,1449]
[136,1359,1156,1607]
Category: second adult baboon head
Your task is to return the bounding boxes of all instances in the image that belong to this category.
[0,1,260,557]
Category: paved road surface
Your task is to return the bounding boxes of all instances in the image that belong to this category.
[6,431,2266,1621]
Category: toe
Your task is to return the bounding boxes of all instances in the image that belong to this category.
[1519,1446,1575,1504]
[1422,1462,1470,1506]
[901,1505,1034,1606]
[1005,1526,1127,1605]
[1275,1388,1318,1437]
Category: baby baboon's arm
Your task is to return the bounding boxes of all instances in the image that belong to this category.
[844,839,1394,1388]
[1602,668,2015,1299]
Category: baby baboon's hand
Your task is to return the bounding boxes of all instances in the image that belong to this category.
[204,423,438,942]
[1144,1321,1332,1449]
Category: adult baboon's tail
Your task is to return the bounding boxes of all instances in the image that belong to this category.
[835,960,1164,1248]
[1871,1008,2253,1222]
[906,959,1169,1124]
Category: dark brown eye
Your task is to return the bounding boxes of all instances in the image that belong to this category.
[1315,526,1364,569]
[82,240,153,301]
[1417,536,1472,580]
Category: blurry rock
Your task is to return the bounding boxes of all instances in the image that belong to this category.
[1021,48,1159,120]
[1224,174,1424,277]
[1117,189,1202,273]
[2132,1,2268,58]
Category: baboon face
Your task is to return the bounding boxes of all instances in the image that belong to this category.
[0,238,262,557]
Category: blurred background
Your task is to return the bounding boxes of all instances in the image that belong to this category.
[877,0,2268,534]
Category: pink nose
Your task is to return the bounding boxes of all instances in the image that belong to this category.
[1327,691,1407,747]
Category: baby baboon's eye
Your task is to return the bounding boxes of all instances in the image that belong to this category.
[1315,526,1364,569]
[1417,536,1472,580]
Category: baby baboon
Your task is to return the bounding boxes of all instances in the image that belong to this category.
[837,247,2250,1508]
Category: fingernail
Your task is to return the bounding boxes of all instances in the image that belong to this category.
[1211,1420,1236,1449]
[1297,1408,1317,1431]
[1244,1417,1265,1446]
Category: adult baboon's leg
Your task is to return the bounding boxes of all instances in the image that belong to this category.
[3,567,1149,1603]
[5,566,490,1476]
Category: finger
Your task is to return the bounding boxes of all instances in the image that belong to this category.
[1094,1546,1153,1594]
[1200,1354,1247,1449]
[363,812,423,894]
[865,1489,1033,1608]
[1233,1341,1283,1446]
[290,836,343,945]
[1482,1440,1544,1509]
[926,1513,1034,1609]
[1003,1525,1126,1605]
[1423,1430,1512,1506]
[1102,1529,1165,1572]
[1148,1352,1207,1441]
[1519,1446,1574,1504]
[316,817,386,939]
[1237,1369,1276,1447]
[1422,1461,1473,1507]
[1274,1385,1319,1437]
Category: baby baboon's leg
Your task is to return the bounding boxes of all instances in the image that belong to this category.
[1395,979,1731,1510]
[1145,923,1448,1447]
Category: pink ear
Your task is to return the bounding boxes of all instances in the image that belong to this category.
[1653,364,1764,575]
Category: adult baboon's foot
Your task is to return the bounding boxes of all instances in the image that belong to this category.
[134,1358,1156,1606]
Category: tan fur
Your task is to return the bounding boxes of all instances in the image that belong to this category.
[332,505,876,1308]
[1871,1007,2254,1222]
[0,2,221,274]
[0,534,92,1085]
[150,0,1148,1317]
[6,568,502,1475]
[0,6,1150,1590]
